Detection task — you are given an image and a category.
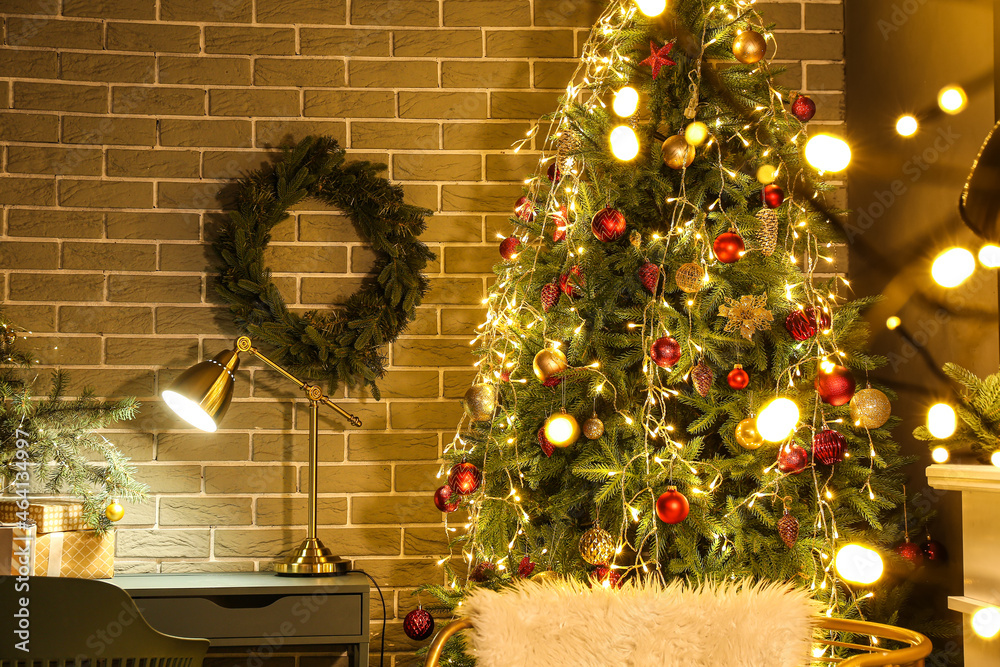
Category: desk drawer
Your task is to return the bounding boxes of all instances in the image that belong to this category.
[134,593,363,642]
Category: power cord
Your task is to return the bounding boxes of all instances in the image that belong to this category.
[352,569,386,667]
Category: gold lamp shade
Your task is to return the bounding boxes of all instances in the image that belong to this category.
[162,349,240,432]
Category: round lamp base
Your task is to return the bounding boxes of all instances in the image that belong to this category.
[274,537,350,576]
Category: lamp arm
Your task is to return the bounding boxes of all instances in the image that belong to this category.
[235,336,363,427]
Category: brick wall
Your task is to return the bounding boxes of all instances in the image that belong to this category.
[0,1,843,663]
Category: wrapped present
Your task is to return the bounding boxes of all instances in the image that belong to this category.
[0,499,86,534]
[0,523,35,576]
[34,530,115,579]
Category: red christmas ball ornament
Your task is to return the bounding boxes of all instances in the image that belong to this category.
[547,163,562,182]
[655,486,689,524]
[713,231,745,264]
[813,428,847,466]
[812,428,847,465]
[403,608,435,641]
[727,365,749,390]
[639,261,659,293]
[560,265,585,297]
[499,236,520,260]
[815,365,856,406]
[791,94,816,122]
[448,461,482,495]
[514,196,535,222]
[592,207,626,242]
[763,184,785,208]
[784,306,831,341]
[896,541,923,565]
[591,565,622,589]
[552,206,569,242]
[920,538,948,563]
[537,427,555,457]
[777,443,808,474]
[650,336,682,368]
[433,485,460,512]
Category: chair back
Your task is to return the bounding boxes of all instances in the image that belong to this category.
[0,576,209,666]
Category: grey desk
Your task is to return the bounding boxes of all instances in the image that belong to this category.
[108,572,370,667]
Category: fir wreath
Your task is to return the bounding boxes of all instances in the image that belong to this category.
[214,136,435,400]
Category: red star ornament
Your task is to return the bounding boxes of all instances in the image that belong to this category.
[640,41,676,79]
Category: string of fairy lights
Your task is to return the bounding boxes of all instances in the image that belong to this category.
[432,0,895,624]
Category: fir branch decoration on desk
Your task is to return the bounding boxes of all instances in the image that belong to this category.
[914,362,1000,461]
[0,317,147,532]
[214,136,435,400]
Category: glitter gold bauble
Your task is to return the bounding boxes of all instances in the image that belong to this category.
[733,29,767,64]
[463,383,497,422]
[579,527,615,565]
[533,348,567,383]
[675,262,706,293]
[556,129,582,170]
[661,135,695,170]
[735,417,764,450]
[850,387,891,429]
[543,411,580,448]
[583,414,605,440]
[105,501,125,522]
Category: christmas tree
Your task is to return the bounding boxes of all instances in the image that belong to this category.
[915,362,1000,464]
[0,313,147,530]
[417,0,952,661]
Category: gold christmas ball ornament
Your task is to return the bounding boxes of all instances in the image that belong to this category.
[732,29,767,64]
[579,527,615,565]
[735,417,764,450]
[684,121,710,146]
[675,262,706,293]
[583,414,605,440]
[463,383,498,422]
[543,411,580,448]
[850,387,892,429]
[661,135,696,170]
[532,348,568,383]
[105,500,125,522]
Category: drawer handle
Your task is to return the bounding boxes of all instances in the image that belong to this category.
[201,594,287,609]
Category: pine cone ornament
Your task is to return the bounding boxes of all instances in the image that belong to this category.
[777,510,799,548]
[537,427,555,457]
[556,129,582,169]
[540,282,560,312]
[755,208,779,256]
[813,428,847,465]
[639,261,659,293]
[470,561,496,582]
[518,555,536,578]
[691,360,713,397]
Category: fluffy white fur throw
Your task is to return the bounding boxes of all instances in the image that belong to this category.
[461,579,820,667]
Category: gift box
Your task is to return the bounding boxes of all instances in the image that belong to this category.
[34,530,115,579]
[0,523,35,576]
[0,499,86,534]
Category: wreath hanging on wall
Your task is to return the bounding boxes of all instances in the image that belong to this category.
[214,136,434,400]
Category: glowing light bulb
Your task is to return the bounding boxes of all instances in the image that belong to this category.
[613,87,640,117]
[979,244,1000,268]
[895,115,918,137]
[684,121,709,146]
[885,316,901,330]
[835,544,884,585]
[635,0,666,16]
[932,247,975,287]
[543,412,580,448]
[610,125,640,161]
[938,85,968,114]
[804,134,851,172]
[972,607,1000,639]
[928,403,957,439]
[931,446,950,464]
[756,398,800,442]
[992,451,1000,467]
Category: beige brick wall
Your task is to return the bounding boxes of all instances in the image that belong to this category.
[0,1,843,662]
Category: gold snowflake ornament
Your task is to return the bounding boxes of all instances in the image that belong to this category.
[718,294,773,340]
